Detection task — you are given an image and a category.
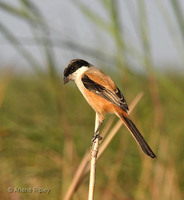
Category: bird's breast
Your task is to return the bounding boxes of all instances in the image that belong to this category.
[75,78,114,115]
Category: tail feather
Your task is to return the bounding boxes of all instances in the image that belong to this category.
[120,114,156,159]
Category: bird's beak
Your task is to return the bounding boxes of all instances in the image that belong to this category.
[63,76,69,84]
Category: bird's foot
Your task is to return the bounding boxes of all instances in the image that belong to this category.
[91,133,103,143]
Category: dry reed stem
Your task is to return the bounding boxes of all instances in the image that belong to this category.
[88,138,99,200]
[64,91,144,200]
[63,152,89,200]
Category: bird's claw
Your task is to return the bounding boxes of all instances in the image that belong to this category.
[91,133,103,143]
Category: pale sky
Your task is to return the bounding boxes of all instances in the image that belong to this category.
[0,0,184,73]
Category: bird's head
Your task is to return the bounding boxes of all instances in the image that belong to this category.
[63,59,90,84]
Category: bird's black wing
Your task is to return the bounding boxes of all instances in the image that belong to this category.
[81,74,129,112]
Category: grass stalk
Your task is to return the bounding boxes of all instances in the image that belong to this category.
[137,0,153,72]
[88,138,99,200]
[170,0,184,42]
[109,0,127,70]
[0,21,41,74]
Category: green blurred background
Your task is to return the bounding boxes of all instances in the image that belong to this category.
[0,0,184,200]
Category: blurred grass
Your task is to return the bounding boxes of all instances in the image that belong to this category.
[0,0,184,199]
[0,71,183,200]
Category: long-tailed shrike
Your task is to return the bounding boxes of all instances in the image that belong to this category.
[63,59,156,158]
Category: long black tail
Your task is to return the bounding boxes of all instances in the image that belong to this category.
[121,115,156,158]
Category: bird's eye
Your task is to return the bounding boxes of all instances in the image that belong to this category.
[71,66,75,71]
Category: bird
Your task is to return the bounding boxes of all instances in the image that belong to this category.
[63,59,156,158]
